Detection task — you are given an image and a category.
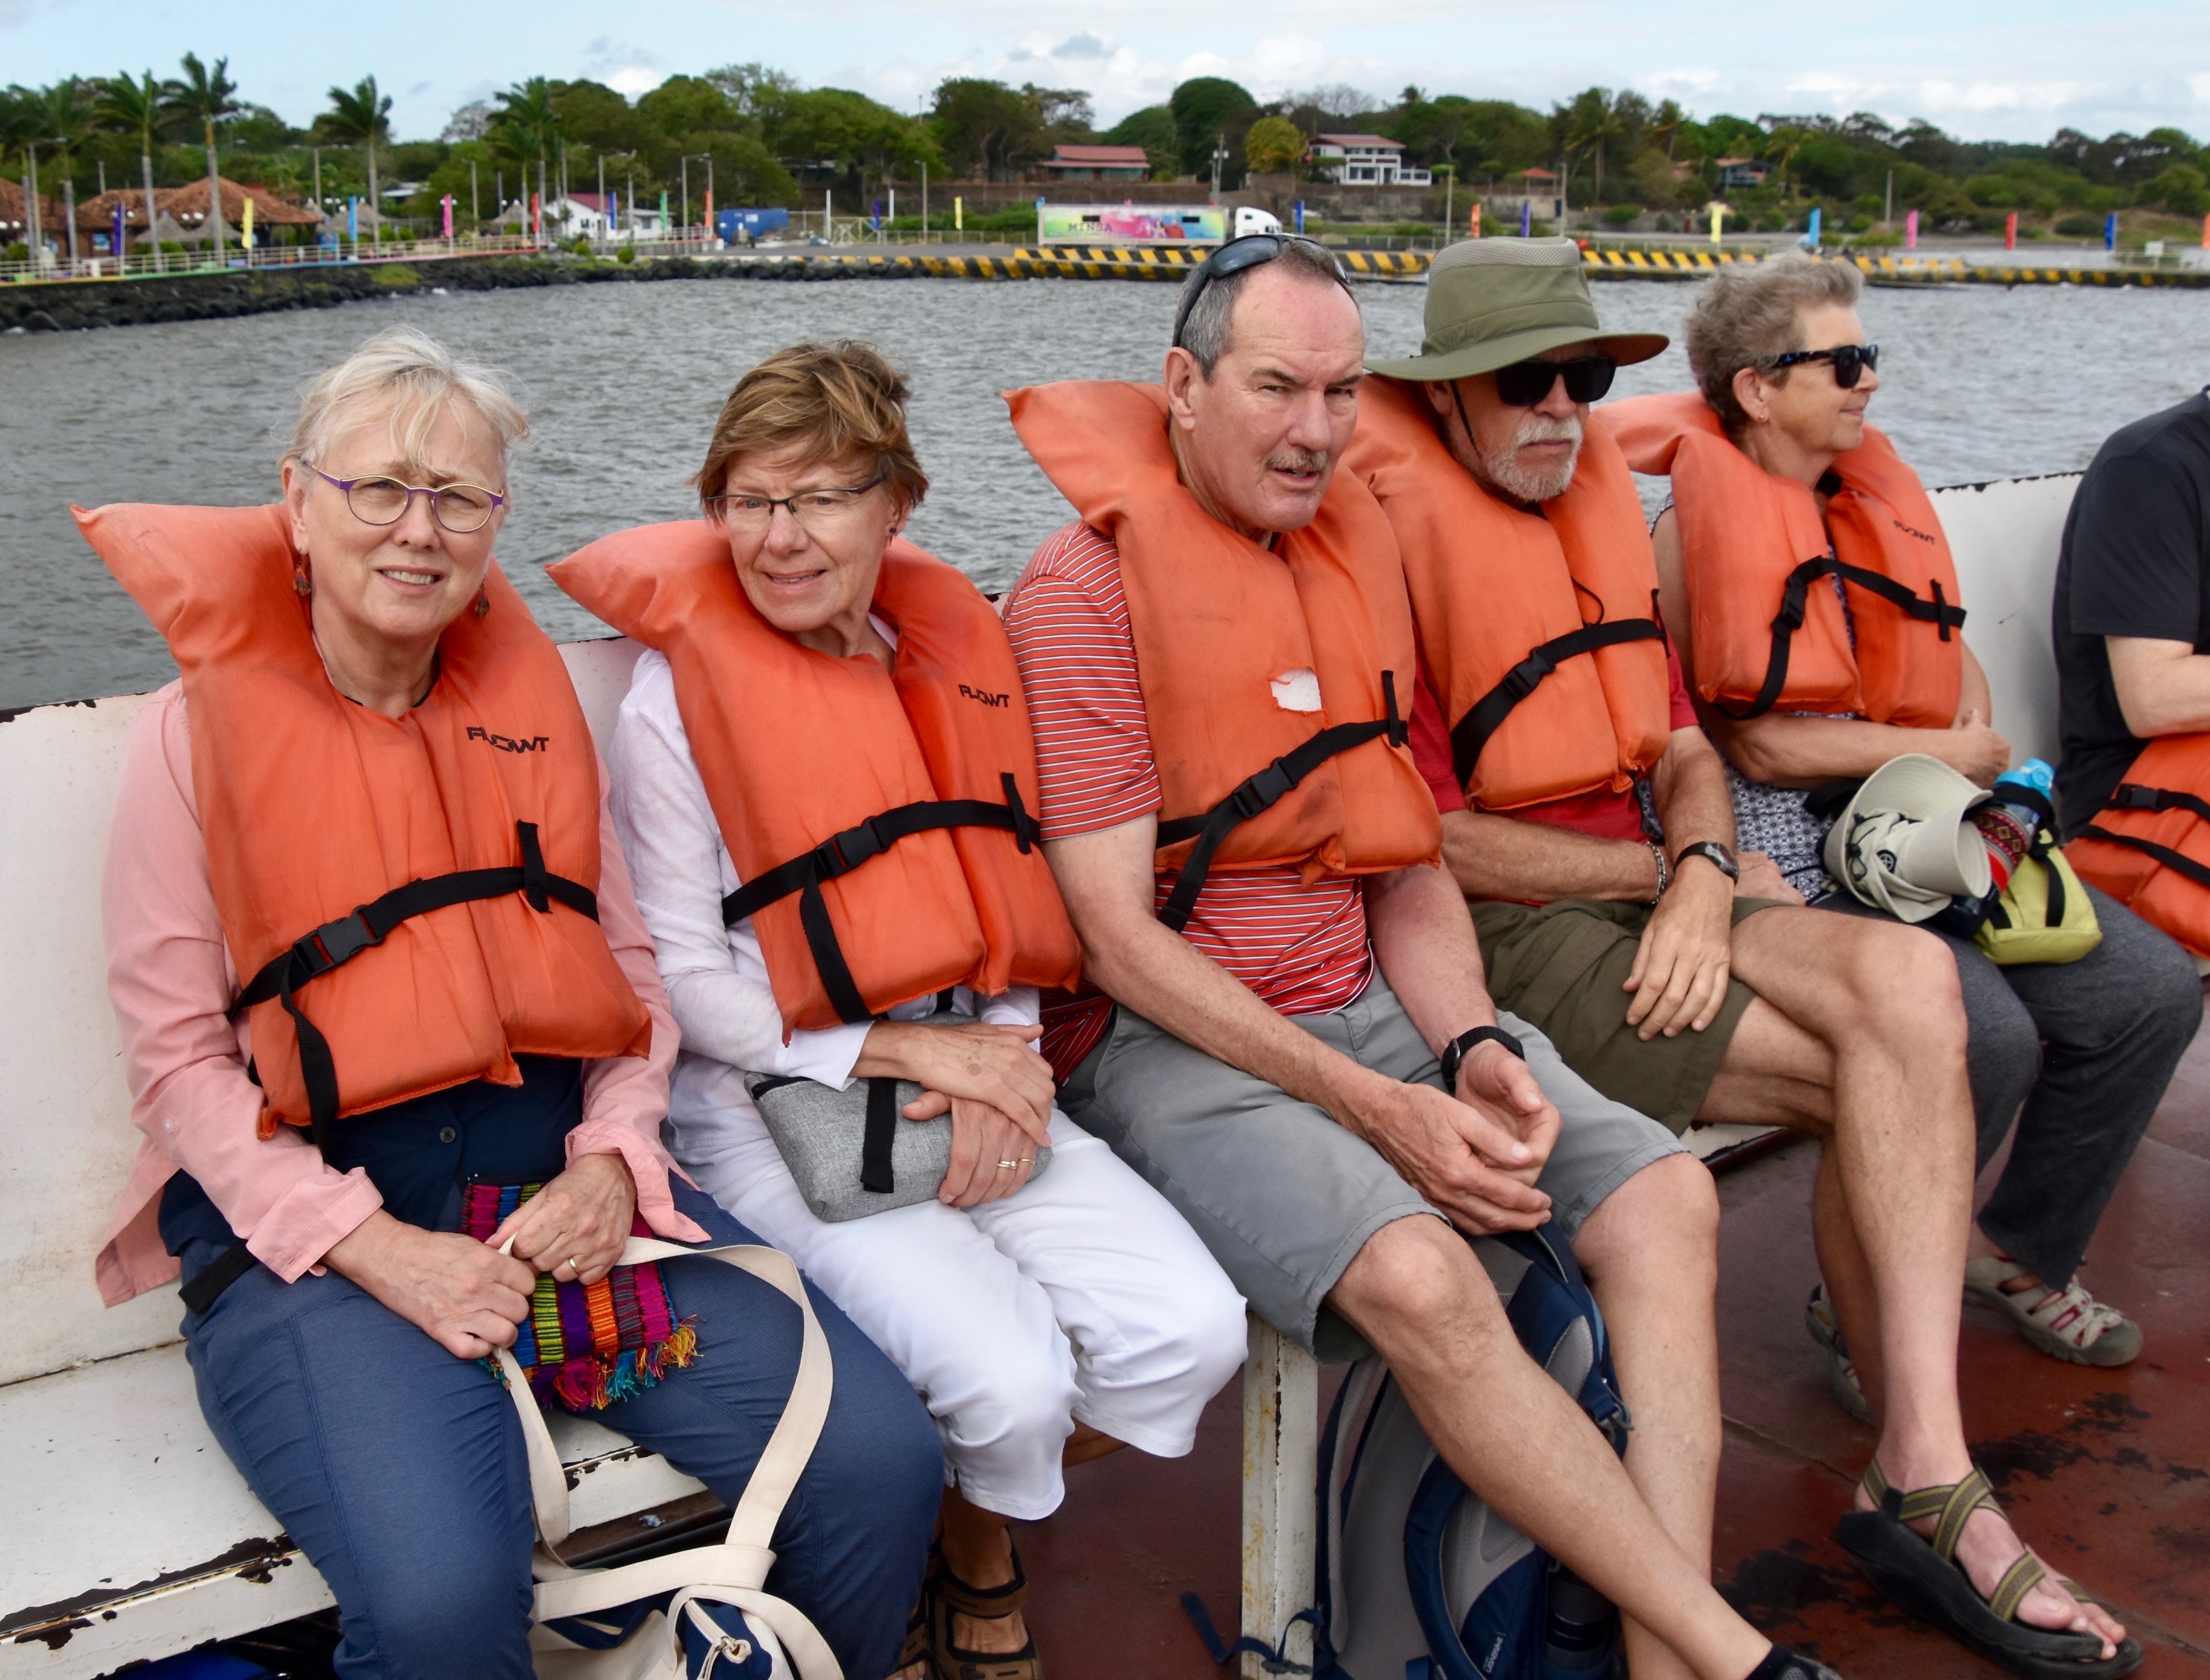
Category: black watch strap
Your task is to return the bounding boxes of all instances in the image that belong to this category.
[1674,840,1740,882]
[1440,1023,1527,1088]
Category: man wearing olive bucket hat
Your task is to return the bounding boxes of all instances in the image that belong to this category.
[1341,237,2139,1677]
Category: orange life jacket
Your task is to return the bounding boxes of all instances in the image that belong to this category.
[79,501,652,1143]
[1607,392,1966,726]
[551,523,1080,1032]
[2067,735,2210,957]
[1007,380,1439,926]
[1343,377,1674,810]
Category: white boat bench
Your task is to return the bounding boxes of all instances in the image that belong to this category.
[0,473,2077,1678]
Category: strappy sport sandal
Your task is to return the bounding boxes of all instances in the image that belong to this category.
[1835,1460,2143,1679]
[1965,1258,2143,1367]
[1804,1285,1872,1425]
[1742,1644,1846,1680]
[931,1541,1042,1680]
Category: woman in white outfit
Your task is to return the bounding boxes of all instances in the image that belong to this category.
[576,341,1246,1680]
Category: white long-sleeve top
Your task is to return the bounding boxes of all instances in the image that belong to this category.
[606,643,1038,1158]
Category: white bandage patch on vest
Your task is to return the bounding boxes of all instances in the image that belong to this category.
[1270,668,1323,713]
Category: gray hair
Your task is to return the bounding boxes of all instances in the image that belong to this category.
[1684,254,1864,435]
[1175,238,1357,376]
[282,326,530,473]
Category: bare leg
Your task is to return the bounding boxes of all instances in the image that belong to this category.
[1332,1216,1773,1680]
[1572,1154,1723,1680]
[1062,1422,1128,1468]
[1708,909,2123,1651]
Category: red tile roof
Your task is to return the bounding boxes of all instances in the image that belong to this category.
[1046,145,1151,167]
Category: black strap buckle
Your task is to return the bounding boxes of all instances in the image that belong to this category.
[814,817,888,878]
[292,908,381,977]
[1502,650,1555,702]
[1233,759,1298,819]
[2109,783,2163,812]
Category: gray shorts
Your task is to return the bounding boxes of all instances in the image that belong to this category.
[1056,978,1687,1362]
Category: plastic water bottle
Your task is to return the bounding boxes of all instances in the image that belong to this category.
[1933,759,2055,936]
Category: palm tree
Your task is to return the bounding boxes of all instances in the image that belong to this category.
[492,77,558,237]
[161,52,241,258]
[0,87,45,256]
[1562,88,1628,204]
[322,76,392,246]
[97,70,169,270]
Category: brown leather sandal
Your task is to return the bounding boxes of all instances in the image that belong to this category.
[930,1541,1042,1680]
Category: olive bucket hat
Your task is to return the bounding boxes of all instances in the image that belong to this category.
[1368,237,1669,382]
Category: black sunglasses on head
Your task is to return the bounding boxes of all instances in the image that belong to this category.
[1491,355,1618,407]
[1766,343,1880,388]
[1171,234,1353,350]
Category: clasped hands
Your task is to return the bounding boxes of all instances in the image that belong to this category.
[856,1017,1056,1209]
[1356,1036,1562,1237]
[325,1150,639,1360]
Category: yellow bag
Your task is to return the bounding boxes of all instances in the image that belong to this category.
[1975,838,2101,966]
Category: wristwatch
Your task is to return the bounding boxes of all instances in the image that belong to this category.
[1439,1023,1527,1089]
[1674,840,1741,883]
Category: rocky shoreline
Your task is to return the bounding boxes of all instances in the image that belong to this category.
[0,254,934,333]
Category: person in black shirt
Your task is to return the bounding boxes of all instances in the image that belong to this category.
[2055,389,2210,834]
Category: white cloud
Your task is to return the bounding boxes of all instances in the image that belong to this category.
[606,67,664,96]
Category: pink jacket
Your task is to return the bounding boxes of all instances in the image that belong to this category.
[96,682,704,1307]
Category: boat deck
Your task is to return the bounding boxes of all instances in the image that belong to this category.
[1013,996,2210,1679]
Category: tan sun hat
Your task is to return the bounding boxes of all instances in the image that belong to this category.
[1823,754,1993,923]
[1366,237,1670,382]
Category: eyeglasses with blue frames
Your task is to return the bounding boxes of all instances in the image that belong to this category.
[303,464,507,533]
[1171,234,1353,351]
[1764,343,1880,389]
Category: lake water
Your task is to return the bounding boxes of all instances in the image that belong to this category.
[4,273,2208,710]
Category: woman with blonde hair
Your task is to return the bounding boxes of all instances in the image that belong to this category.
[86,326,943,1679]
[564,340,1245,1680]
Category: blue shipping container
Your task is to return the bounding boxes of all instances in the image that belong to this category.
[717,208,791,240]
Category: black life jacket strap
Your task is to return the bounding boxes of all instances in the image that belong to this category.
[861,1077,901,1196]
[1153,671,1409,935]
[1448,619,1665,791]
[718,777,1045,1028]
[234,820,598,1152]
[1718,555,1969,722]
[2077,781,2210,896]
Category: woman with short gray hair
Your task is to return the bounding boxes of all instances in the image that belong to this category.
[1609,256,2183,1680]
[85,325,943,1679]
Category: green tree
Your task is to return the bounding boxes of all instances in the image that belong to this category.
[704,63,798,122]
[1244,115,1305,175]
[96,70,171,265]
[161,52,241,254]
[551,80,646,155]
[321,76,392,238]
[491,76,560,209]
[930,78,1083,179]
[1169,76,1257,185]
[767,87,936,201]
[636,75,734,140]
[1554,87,1628,202]
[1102,104,1176,176]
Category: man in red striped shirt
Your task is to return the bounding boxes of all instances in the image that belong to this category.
[1002,237,1835,1680]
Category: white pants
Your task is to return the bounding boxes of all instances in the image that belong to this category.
[677,1107,1248,1521]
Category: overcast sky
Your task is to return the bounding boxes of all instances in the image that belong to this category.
[6,0,2205,148]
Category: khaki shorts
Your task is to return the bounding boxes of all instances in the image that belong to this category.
[1471,897,1786,1135]
[1056,977,1686,1362]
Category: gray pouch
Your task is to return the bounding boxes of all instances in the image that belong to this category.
[745,1018,1051,1223]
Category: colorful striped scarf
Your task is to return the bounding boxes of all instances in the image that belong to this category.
[465,1181,698,1410]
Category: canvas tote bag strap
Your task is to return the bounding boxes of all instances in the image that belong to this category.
[495,1239,844,1679]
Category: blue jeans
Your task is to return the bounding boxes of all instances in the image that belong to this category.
[178,1178,943,1680]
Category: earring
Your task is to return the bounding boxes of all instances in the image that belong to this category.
[473,589,491,618]
[292,566,313,597]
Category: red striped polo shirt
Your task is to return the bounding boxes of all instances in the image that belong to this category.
[1003,520,1374,1075]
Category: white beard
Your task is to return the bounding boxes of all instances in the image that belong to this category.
[1476,415,1583,504]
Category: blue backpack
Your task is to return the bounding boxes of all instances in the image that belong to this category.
[1316,1228,1632,1680]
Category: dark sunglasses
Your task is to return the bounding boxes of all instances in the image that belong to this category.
[1766,343,1880,388]
[1492,355,1618,407]
[1171,234,1352,350]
